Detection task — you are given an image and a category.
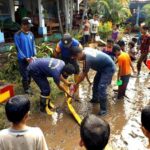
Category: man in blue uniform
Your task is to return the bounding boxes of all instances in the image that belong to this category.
[54,33,82,81]
[71,47,116,116]
[28,58,75,114]
[14,17,36,94]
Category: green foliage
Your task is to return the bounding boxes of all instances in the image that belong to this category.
[0,43,56,83]
[36,43,54,58]
[142,4,150,26]
[71,30,82,41]
[0,106,8,130]
[90,0,131,24]
[0,46,20,82]
[98,22,112,39]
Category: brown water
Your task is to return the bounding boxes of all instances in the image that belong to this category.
[28,66,150,150]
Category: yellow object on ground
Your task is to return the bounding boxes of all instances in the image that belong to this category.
[45,106,54,115]
[45,97,55,115]
[0,91,10,103]
[67,98,82,125]
[63,83,82,125]
[0,84,14,103]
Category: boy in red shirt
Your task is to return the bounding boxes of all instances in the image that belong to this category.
[137,25,150,76]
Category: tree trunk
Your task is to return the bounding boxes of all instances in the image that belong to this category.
[69,0,73,32]
[63,0,74,33]
[81,0,88,28]
[56,0,64,34]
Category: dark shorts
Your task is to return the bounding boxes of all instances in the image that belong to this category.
[83,35,90,44]
[62,58,80,74]
[91,33,96,40]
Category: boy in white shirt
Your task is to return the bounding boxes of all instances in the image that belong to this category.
[0,95,48,150]
[89,14,99,42]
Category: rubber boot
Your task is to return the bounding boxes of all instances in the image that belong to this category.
[22,81,32,94]
[40,95,55,115]
[40,96,46,112]
[98,98,107,116]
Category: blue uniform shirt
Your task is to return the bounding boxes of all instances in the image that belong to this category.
[14,31,36,60]
[58,38,80,59]
[28,58,65,84]
[83,48,116,73]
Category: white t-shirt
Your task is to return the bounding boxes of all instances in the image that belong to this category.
[0,127,48,150]
[89,19,99,34]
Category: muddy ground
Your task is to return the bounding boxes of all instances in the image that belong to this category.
[1,34,150,150]
[27,64,150,150]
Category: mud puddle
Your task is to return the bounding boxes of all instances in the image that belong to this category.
[28,66,149,150]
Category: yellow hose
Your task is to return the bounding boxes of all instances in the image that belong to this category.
[67,97,82,125]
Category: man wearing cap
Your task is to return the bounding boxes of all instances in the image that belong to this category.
[71,46,116,116]
[54,33,82,82]
[14,17,36,94]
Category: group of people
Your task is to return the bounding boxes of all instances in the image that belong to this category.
[11,16,150,117]
[0,95,150,150]
[82,14,99,44]
[0,16,149,149]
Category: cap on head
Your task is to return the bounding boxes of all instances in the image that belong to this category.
[21,17,33,27]
[62,33,73,48]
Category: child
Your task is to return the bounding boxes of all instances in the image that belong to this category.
[89,14,99,42]
[128,41,137,61]
[102,38,115,60]
[0,95,48,150]
[112,44,135,99]
[80,114,110,150]
[112,24,119,42]
[141,105,150,149]
[117,40,126,52]
[83,16,90,46]
[137,25,150,76]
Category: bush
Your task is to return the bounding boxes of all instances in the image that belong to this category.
[0,43,55,82]
[98,21,112,40]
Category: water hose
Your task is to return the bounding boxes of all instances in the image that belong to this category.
[67,97,82,125]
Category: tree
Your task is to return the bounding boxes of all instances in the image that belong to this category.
[90,0,131,24]
[142,4,150,26]
[56,0,64,34]
[63,0,74,32]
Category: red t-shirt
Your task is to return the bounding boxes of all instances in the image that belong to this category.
[140,34,150,54]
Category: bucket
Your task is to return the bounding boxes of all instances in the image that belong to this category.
[146,59,150,70]
[116,80,123,86]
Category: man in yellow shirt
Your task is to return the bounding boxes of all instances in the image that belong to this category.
[113,44,135,99]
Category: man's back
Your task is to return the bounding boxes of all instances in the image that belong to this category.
[84,48,116,72]
[0,126,48,150]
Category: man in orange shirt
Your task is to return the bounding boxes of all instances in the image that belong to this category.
[112,44,135,99]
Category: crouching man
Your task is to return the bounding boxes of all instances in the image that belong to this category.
[28,58,75,115]
[71,47,116,116]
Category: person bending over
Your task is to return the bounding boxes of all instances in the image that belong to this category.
[0,95,48,150]
[28,58,75,115]
[71,46,116,116]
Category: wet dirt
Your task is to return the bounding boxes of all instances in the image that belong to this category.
[27,34,150,150]
[28,65,150,150]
